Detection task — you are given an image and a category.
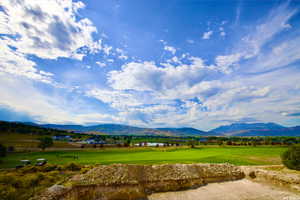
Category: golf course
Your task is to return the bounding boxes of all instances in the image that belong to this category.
[0,146,287,169]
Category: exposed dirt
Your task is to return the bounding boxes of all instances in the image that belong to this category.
[37,164,300,200]
[241,165,300,193]
[148,179,300,200]
[37,163,244,200]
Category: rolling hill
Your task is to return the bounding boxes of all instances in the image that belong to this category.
[40,124,209,136]
[1,121,300,136]
[210,123,300,136]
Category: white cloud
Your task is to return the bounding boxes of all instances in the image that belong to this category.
[96,61,106,68]
[108,59,219,93]
[0,0,101,82]
[116,48,128,60]
[0,39,53,83]
[103,45,112,55]
[0,73,117,124]
[164,45,176,55]
[247,36,300,73]
[239,2,297,59]
[0,0,101,60]
[215,53,241,74]
[202,31,213,39]
[0,1,299,130]
[171,56,180,63]
[87,89,145,109]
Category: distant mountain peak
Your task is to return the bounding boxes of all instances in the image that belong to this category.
[210,122,291,136]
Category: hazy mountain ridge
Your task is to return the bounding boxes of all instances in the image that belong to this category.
[210,123,300,136]
[39,122,300,136]
[156,127,207,136]
[211,123,285,134]
[2,121,300,136]
[39,124,208,136]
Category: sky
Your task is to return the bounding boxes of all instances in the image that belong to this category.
[0,0,300,131]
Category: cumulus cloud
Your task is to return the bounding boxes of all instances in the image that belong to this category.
[164,45,176,55]
[0,39,53,83]
[1,0,299,130]
[0,0,101,82]
[108,59,220,93]
[0,0,100,59]
[87,89,146,109]
[103,45,112,55]
[202,31,213,39]
[96,61,106,68]
[116,48,128,60]
[0,73,117,124]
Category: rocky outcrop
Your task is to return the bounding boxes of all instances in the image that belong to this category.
[241,166,300,194]
[38,163,244,200]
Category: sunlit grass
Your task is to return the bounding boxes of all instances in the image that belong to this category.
[0,146,287,168]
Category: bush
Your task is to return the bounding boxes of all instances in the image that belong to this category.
[281,145,300,170]
[38,137,53,151]
[64,163,81,171]
[0,143,6,157]
[41,164,58,172]
[0,184,17,200]
[20,174,42,188]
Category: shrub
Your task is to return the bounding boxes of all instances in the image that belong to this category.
[0,175,18,187]
[0,143,6,157]
[38,137,53,151]
[64,163,81,171]
[281,145,300,170]
[20,174,41,188]
[0,184,17,200]
[41,164,58,172]
[20,166,38,173]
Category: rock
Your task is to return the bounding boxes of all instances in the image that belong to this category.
[47,185,67,194]
[241,166,300,194]
[33,185,68,200]
[39,163,244,200]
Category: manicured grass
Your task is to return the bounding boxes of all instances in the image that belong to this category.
[0,146,287,168]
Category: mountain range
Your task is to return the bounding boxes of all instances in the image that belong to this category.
[39,124,207,136]
[33,122,300,137]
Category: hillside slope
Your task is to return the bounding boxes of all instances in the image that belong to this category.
[210,123,300,136]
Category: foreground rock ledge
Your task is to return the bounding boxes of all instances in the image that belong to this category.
[38,163,244,200]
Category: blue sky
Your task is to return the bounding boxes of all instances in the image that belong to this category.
[1,0,300,130]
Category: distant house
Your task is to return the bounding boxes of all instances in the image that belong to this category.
[147,142,165,147]
[52,135,72,141]
[199,138,208,142]
[134,142,165,147]
[81,139,106,144]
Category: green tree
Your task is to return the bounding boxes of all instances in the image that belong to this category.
[38,137,53,151]
[281,145,300,170]
[187,140,196,148]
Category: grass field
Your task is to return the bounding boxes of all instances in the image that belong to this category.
[0,133,76,149]
[0,146,287,168]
